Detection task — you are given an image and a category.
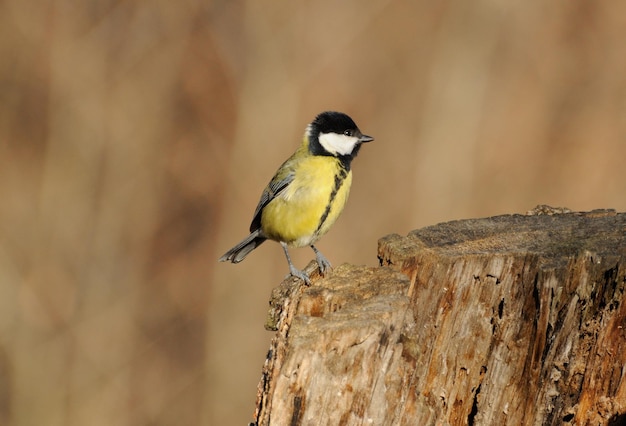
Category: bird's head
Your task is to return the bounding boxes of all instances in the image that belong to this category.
[307,111,374,159]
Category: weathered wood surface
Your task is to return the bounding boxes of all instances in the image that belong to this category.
[252,209,626,426]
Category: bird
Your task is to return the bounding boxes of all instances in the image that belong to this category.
[219,111,374,285]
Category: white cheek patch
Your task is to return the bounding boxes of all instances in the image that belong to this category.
[318,132,360,156]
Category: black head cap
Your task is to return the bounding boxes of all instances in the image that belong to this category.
[311,111,359,135]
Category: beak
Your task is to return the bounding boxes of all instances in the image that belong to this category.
[359,134,374,143]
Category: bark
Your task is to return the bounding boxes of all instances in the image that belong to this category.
[252,208,626,426]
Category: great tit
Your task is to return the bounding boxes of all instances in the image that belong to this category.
[219,111,373,285]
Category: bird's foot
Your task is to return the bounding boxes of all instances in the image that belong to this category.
[286,265,312,286]
[281,242,313,285]
[311,246,332,276]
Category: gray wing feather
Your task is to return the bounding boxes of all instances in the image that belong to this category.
[249,172,294,232]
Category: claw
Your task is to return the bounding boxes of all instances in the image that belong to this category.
[286,265,311,286]
[311,245,332,276]
[281,242,312,285]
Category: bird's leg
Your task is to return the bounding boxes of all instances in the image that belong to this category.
[281,242,311,285]
[311,245,332,276]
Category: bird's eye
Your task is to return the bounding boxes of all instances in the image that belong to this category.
[344,130,353,136]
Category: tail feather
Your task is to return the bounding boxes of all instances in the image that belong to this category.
[219,230,266,263]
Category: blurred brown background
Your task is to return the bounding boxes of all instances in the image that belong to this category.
[1,0,625,425]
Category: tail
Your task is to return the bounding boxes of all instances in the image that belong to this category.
[219,229,266,263]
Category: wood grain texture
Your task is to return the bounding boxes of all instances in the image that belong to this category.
[253,209,626,425]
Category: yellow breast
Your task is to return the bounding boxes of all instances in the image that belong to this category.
[260,156,352,247]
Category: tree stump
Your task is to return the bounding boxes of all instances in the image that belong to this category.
[252,208,626,426]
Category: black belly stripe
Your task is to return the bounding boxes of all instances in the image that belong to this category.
[314,165,348,235]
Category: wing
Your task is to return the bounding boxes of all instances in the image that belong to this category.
[249,171,295,232]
